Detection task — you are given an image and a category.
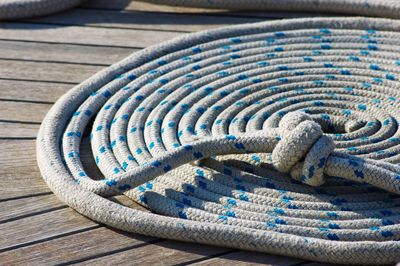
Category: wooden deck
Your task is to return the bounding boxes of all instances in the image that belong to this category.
[0,1,332,265]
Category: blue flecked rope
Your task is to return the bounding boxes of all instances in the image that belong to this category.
[38,17,400,264]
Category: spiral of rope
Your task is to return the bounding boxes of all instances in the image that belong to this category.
[37,17,400,264]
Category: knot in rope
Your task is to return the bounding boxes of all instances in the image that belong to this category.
[272,112,335,186]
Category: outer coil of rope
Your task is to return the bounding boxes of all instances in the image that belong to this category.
[3,0,400,20]
[37,17,400,264]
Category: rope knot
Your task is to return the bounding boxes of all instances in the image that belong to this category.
[272,112,335,186]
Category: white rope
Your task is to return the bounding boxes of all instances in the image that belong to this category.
[37,16,400,264]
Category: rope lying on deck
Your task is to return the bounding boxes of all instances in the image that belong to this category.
[38,16,400,264]
[2,0,400,20]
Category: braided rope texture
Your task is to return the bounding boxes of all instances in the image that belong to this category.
[0,0,83,19]
[37,16,400,264]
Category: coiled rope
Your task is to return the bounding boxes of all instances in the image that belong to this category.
[37,16,400,264]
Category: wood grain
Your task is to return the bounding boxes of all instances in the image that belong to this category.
[0,22,180,48]
[0,122,39,138]
[191,250,304,265]
[0,101,51,123]
[0,40,134,65]
[0,227,157,265]
[0,140,51,200]
[0,208,98,251]
[26,8,263,32]
[0,138,149,200]
[79,240,231,266]
[0,194,64,223]
[0,79,72,102]
[0,138,106,199]
[0,59,102,84]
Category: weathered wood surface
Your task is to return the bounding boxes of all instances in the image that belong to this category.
[0,1,329,265]
[0,40,133,65]
[26,8,264,32]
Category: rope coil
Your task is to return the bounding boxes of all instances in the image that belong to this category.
[37,17,400,264]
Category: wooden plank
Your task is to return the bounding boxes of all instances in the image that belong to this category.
[0,137,137,198]
[0,176,147,224]
[0,140,50,200]
[0,179,147,225]
[78,240,231,265]
[0,101,51,123]
[0,227,157,265]
[0,80,72,103]
[0,138,100,199]
[0,136,103,200]
[191,250,304,265]
[26,8,263,32]
[0,208,99,251]
[0,40,134,65]
[0,22,180,48]
[0,59,103,84]
[0,194,64,223]
[0,134,151,213]
[0,122,39,138]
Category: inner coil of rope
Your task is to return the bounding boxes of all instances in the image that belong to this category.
[37,17,400,264]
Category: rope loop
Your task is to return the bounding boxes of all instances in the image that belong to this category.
[272,111,335,186]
